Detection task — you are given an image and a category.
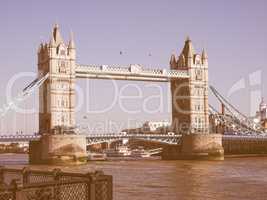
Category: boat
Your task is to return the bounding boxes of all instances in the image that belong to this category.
[104,145,131,157]
[104,145,162,158]
[87,152,107,161]
[130,147,151,158]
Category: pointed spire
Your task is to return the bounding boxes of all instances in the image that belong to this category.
[68,31,75,49]
[49,36,56,47]
[170,54,177,69]
[186,35,191,42]
[170,54,176,64]
[182,36,194,58]
[177,53,185,67]
[38,43,43,53]
[52,24,63,45]
[201,48,208,60]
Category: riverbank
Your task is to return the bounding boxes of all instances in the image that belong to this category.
[225,153,267,158]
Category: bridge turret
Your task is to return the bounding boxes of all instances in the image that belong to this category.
[49,35,56,47]
[52,24,63,45]
[182,36,194,67]
[201,48,208,65]
[177,53,185,67]
[48,33,57,58]
[37,43,44,63]
[170,54,177,69]
[68,32,76,61]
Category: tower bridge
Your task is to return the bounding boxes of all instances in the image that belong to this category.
[1,24,226,164]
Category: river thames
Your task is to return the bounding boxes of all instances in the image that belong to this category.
[0,154,267,200]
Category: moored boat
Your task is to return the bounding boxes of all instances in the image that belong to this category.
[87,152,107,161]
[104,145,131,157]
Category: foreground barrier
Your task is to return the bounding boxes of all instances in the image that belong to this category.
[0,167,112,200]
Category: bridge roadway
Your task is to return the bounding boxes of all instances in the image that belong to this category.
[1,134,267,145]
[0,133,181,145]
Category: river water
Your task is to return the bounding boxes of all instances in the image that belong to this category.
[0,154,267,200]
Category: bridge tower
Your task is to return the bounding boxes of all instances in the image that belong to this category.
[38,24,76,133]
[170,37,209,133]
[168,37,224,160]
[29,25,87,165]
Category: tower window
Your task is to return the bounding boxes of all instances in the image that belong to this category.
[61,99,65,107]
[60,50,65,55]
[196,69,202,80]
[59,61,67,73]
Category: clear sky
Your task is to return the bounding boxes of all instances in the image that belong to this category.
[0,0,267,134]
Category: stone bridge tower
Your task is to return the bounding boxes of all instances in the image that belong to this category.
[170,37,209,134]
[168,37,224,160]
[38,24,76,134]
[30,25,86,165]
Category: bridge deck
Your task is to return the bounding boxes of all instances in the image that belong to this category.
[75,64,189,82]
[2,134,267,145]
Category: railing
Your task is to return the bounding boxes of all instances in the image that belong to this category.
[0,167,112,200]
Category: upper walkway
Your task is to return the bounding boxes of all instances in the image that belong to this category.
[75,64,189,82]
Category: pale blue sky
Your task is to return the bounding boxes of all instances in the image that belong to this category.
[0,0,267,134]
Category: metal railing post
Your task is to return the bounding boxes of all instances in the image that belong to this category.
[10,179,18,200]
[86,172,96,200]
[0,166,4,184]
[107,176,113,200]
[22,167,30,185]
[53,168,62,181]
[53,168,61,200]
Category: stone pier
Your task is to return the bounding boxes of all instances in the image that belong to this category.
[162,134,224,160]
[29,134,87,165]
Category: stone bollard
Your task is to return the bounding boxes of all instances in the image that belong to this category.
[10,179,18,200]
[22,167,30,186]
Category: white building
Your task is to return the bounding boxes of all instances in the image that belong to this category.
[142,121,171,131]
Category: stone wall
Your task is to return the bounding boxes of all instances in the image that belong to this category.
[223,137,267,154]
[162,136,267,160]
